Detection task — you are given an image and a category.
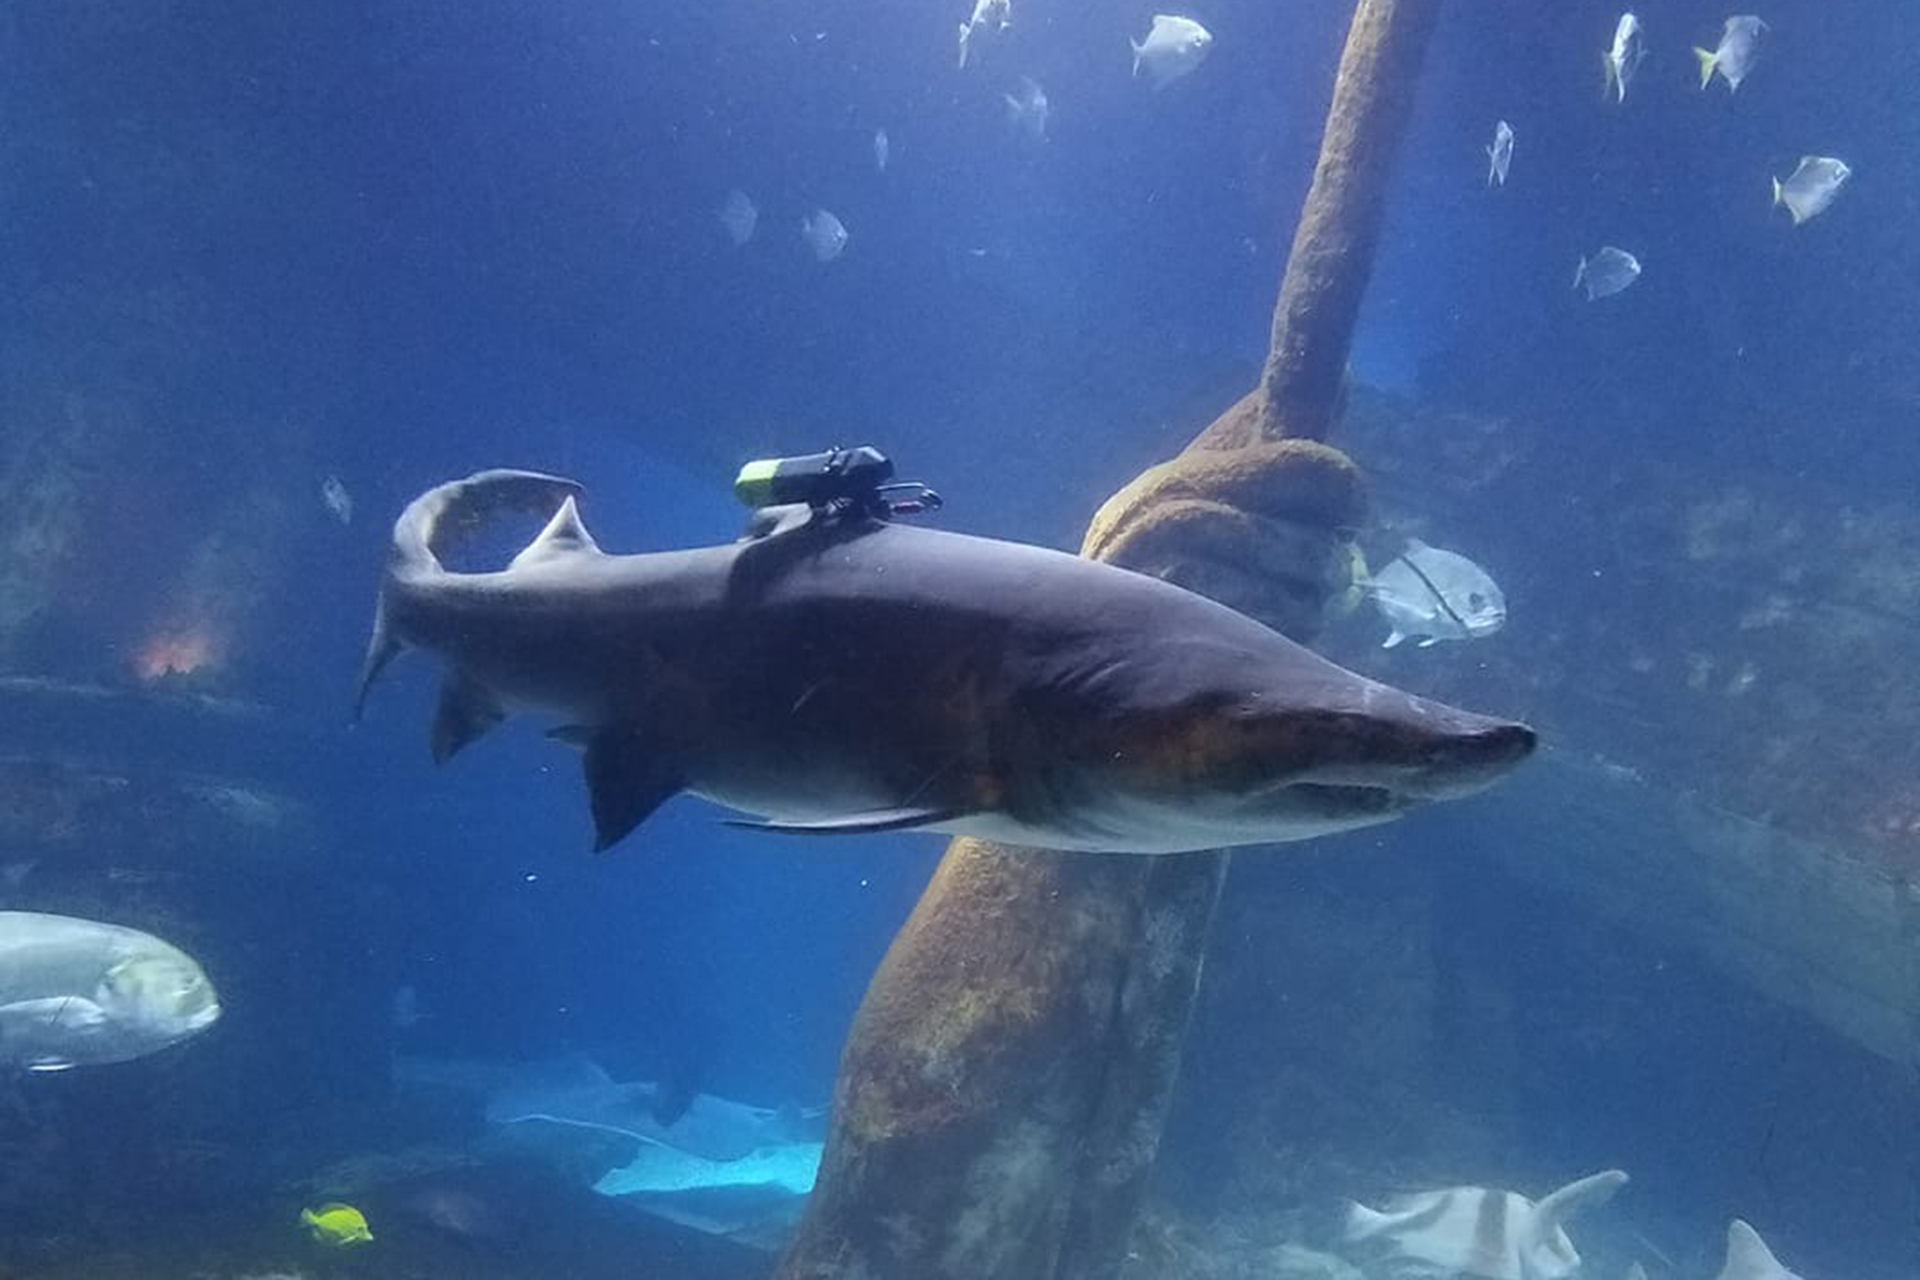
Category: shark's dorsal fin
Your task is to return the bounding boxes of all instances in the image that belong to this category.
[1532,1169,1628,1235]
[583,728,684,852]
[510,495,603,570]
[431,673,506,765]
[1722,1220,1792,1280]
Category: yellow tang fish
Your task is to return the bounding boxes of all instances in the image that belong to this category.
[301,1202,373,1247]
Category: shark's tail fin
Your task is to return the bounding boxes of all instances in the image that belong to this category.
[354,469,583,718]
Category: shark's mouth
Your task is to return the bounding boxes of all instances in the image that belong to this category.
[1286,781,1410,819]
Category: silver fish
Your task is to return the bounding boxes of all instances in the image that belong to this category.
[1694,16,1767,92]
[0,912,220,1072]
[1005,76,1049,142]
[1603,12,1647,103]
[1345,1171,1629,1280]
[1772,155,1850,226]
[872,128,889,173]
[717,189,757,247]
[321,474,353,525]
[957,0,1010,71]
[1367,538,1508,648]
[1487,119,1514,186]
[799,208,848,262]
[1575,245,1641,300]
[1132,14,1213,90]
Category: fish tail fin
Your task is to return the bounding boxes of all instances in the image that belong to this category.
[388,469,583,580]
[1131,37,1144,76]
[957,22,969,69]
[1770,176,1784,211]
[299,1208,318,1227]
[355,469,583,718]
[1693,47,1718,89]
[1573,255,1588,290]
[1602,52,1618,100]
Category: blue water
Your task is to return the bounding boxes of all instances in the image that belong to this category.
[2,1,1917,1277]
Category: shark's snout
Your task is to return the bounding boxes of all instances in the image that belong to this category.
[1291,691,1536,807]
[1396,718,1536,800]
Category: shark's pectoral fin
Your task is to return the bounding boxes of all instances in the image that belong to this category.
[431,674,506,764]
[724,805,966,837]
[583,729,684,853]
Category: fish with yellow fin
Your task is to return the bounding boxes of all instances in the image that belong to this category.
[301,1202,373,1246]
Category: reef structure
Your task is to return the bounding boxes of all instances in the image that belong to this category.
[773,2,1443,1277]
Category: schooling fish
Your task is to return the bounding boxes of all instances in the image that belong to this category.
[1694,16,1767,92]
[356,471,1535,855]
[1005,76,1049,142]
[1132,14,1213,90]
[0,912,220,1073]
[1603,13,1647,103]
[957,0,1010,71]
[1771,156,1850,226]
[799,208,848,262]
[1575,245,1641,300]
[717,189,757,247]
[1487,119,1514,187]
[320,474,353,525]
[1344,1170,1629,1280]
[1366,538,1507,648]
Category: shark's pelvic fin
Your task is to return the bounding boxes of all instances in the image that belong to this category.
[431,674,506,765]
[583,729,685,853]
[724,805,966,836]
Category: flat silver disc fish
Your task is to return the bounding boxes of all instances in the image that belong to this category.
[1575,245,1641,300]
[1772,156,1851,226]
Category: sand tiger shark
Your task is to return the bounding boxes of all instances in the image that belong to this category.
[356,470,1534,853]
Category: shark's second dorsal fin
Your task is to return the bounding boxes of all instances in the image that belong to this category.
[510,495,603,570]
